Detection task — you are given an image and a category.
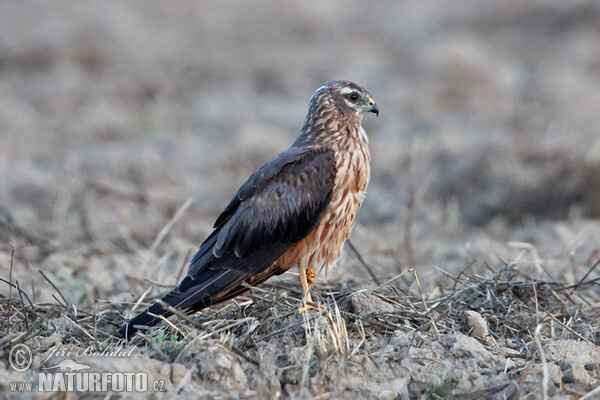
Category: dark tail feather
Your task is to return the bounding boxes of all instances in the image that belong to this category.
[118,301,172,340]
[118,269,245,340]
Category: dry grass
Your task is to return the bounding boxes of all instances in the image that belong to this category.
[0,177,598,398]
[1,247,598,397]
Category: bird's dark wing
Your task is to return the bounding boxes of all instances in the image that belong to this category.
[190,146,335,272]
[175,145,336,304]
[120,146,336,338]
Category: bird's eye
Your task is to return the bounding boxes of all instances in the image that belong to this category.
[348,92,359,102]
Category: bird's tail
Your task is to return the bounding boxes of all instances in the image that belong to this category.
[118,268,246,340]
[118,301,170,340]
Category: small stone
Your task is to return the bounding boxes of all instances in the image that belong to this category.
[466,310,496,346]
[350,291,395,315]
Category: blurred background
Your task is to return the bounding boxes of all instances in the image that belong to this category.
[1,1,599,304]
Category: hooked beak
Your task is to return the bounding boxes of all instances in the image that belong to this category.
[370,103,379,116]
[367,97,379,116]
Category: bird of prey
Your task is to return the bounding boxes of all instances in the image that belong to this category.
[120,80,378,339]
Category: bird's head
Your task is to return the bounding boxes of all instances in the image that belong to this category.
[296,80,378,146]
[313,80,379,118]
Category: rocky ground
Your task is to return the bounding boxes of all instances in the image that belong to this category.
[0,1,599,398]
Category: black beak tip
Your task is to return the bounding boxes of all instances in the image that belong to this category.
[370,104,379,116]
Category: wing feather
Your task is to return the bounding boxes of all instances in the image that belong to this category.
[120,146,337,338]
[189,146,335,275]
[173,147,335,309]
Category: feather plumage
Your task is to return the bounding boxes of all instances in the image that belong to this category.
[119,80,376,339]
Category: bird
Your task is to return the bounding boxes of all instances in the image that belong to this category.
[119,80,378,339]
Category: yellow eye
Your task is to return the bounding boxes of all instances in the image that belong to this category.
[348,92,359,102]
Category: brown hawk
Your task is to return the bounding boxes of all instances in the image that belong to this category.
[120,80,378,339]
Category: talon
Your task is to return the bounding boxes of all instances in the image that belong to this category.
[298,266,328,316]
[298,303,330,317]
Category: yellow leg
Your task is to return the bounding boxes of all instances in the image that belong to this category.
[298,266,327,315]
[298,265,313,304]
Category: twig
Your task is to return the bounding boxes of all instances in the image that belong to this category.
[3,315,46,349]
[403,137,415,267]
[534,324,548,400]
[38,269,72,315]
[0,209,49,247]
[147,311,185,338]
[172,363,196,394]
[574,258,600,290]
[86,179,182,204]
[94,301,98,340]
[231,344,259,365]
[140,278,176,289]
[355,320,378,368]
[64,315,99,345]
[254,317,319,342]
[532,278,539,327]
[30,277,36,305]
[380,268,413,287]
[149,198,193,253]
[460,381,519,399]
[451,260,477,291]
[131,285,155,315]
[16,281,28,330]
[542,310,593,344]
[7,249,14,334]
[580,385,600,400]
[346,239,379,285]
[175,248,193,284]
[413,269,428,313]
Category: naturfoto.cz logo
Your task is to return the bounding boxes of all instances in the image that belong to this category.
[9,344,165,393]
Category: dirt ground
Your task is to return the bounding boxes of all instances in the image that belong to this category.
[1,1,599,399]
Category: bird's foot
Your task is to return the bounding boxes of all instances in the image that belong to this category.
[298,303,330,316]
[298,293,329,316]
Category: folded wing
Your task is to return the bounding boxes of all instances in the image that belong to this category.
[120,146,336,338]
